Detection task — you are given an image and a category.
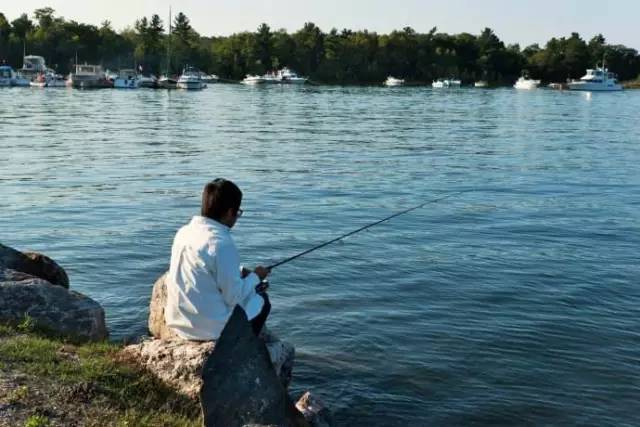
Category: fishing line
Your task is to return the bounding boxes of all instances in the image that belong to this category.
[267,190,471,271]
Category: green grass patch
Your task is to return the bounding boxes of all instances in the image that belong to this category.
[0,324,201,426]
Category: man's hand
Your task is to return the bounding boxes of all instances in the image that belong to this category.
[254,266,271,280]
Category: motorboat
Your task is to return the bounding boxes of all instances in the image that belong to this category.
[68,64,112,89]
[514,77,540,90]
[158,75,177,89]
[242,75,266,85]
[278,67,307,84]
[384,76,405,87]
[474,81,489,88]
[0,65,15,87]
[177,67,204,90]
[20,55,47,81]
[201,74,219,83]
[432,78,461,88]
[29,71,66,88]
[547,83,566,90]
[113,69,142,89]
[139,74,158,88]
[568,66,622,91]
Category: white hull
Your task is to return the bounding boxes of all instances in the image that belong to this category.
[114,78,141,89]
[568,82,622,91]
[514,79,540,90]
[474,81,488,88]
[385,77,405,87]
[433,80,461,88]
[177,81,203,90]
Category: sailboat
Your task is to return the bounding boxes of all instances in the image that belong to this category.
[158,7,177,89]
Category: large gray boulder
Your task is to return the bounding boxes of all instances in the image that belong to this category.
[0,268,108,341]
[120,331,295,399]
[146,271,295,388]
[200,306,308,427]
[0,243,69,288]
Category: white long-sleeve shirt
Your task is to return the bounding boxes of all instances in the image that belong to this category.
[165,215,264,340]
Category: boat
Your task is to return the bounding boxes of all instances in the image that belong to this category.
[278,67,307,84]
[567,66,623,91]
[0,65,15,87]
[242,75,266,85]
[113,69,142,89]
[201,74,219,83]
[432,78,461,88]
[177,67,204,90]
[547,82,566,90]
[474,80,489,88]
[384,76,405,87]
[514,76,540,90]
[20,55,47,81]
[29,71,65,88]
[158,75,177,89]
[139,74,158,88]
[68,64,112,89]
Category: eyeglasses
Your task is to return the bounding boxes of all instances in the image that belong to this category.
[237,208,243,218]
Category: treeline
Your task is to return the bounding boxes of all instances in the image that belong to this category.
[1,7,640,84]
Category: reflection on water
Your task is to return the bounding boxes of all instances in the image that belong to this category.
[1,86,639,426]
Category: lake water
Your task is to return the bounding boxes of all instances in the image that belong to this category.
[1,85,639,426]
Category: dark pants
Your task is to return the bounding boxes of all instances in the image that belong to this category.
[250,292,271,336]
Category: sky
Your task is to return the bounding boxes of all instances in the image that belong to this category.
[2,0,639,49]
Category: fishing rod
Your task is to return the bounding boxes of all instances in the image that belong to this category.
[267,190,469,271]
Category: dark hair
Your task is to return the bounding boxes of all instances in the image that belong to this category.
[201,179,243,220]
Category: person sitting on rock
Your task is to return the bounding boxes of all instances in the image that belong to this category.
[165,178,271,340]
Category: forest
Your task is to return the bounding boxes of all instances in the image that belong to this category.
[1,8,639,84]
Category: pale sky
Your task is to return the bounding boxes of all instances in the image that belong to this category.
[2,0,639,49]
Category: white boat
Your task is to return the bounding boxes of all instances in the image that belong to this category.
[201,74,219,83]
[474,80,489,88]
[278,67,307,84]
[177,67,204,90]
[20,55,47,81]
[139,74,158,88]
[514,77,540,90]
[158,75,177,89]
[0,65,15,87]
[568,66,622,91]
[29,71,66,88]
[113,69,142,89]
[242,75,266,85]
[432,79,461,88]
[384,76,405,87]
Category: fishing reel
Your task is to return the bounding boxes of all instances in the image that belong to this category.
[256,279,270,295]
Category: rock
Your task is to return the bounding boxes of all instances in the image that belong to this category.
[120,331,295,399]
[148,272,178,339]
[200,306,308,427]
[296,392,334,427]
[147,271,294,386]
[0,268,108,341]
[0,243,69,288]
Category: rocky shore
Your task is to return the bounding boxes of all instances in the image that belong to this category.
[0,243,332,426]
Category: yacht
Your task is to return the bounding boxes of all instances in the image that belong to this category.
[384,76,405,87]
[242,75,266,85]
[68,64,112,89]
[139,74,158,88]
[514,77,540,90]
[0,65,15,87]
[20,55,47,81]
[177,67,204,90]
[201,73,219,83]
[278,67,307,84]
[29,70,66,88]
[432,79,461,88]
[474,81,489,88]
[113,69,142,89]
[158,75,177,89]
[568,66,622,91]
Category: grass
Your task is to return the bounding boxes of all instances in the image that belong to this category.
[0,323,201,427]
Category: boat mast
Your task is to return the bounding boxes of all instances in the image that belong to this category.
[166,6,172,76]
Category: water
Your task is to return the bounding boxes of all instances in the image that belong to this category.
[1,85,639,426]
